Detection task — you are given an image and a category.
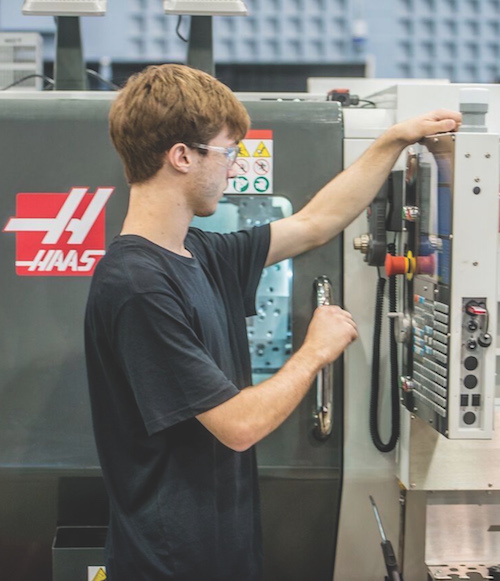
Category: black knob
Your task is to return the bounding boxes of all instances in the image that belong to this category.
[478,333,492,348]
[464,375,478,389]
[467,339,477,351]
[464,356,478,371]
[488,566,500,581]
[467,320,478,331]
[463,411,476,425]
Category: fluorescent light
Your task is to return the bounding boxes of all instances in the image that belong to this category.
[22,0,107,16]
[164,0,248,16]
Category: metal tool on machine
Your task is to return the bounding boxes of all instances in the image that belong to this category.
[370,496,404,581]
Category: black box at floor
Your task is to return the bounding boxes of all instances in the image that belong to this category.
[52,526,107,581]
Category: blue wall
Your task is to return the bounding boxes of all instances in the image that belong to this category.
[1,0,499,82]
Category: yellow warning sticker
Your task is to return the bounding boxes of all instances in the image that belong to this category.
[225,129,273,195]
[88,566,107,581]
[238,142,251,157]
[253,141,271,157]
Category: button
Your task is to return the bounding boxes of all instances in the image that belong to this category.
[414,315,425,327]
[435,312,449,324]
[463,411,476,425]
[435,363,447,378]
[434,321,448,334]
[467,320,478,332]
[461,394,469,407]
[433,374,447,388]
[472,394,481,407]
[425,359,437,372]
[385,254,409,276]
[464,375,478,389]
[466,304,487,316]
[433,331,448,345]
[467,339,477,351]
[478,333,492,348]
[434,351,448,365]
[434,392,447,408]
[434,301,449,314]
[433,341,448,355]
[464,356,478,371]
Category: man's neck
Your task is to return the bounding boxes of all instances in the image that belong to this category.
[121,177,193,258]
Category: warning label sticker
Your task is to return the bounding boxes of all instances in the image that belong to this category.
[253,141,271,158]
[88,566,107,581]
[2,187,113,277]
[225,130,273,195]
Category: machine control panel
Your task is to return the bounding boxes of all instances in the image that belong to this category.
[459,298,491,429]
[411,293,449,423]
[408,292,492,434]
[400,132,498,439]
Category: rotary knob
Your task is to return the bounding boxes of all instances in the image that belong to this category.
[353,234,370,255]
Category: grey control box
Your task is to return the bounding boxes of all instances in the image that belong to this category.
[402,132,498,439]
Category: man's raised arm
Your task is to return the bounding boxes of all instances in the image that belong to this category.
[265,109,462,267]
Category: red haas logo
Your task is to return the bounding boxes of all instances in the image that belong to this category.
[3,187,113,276]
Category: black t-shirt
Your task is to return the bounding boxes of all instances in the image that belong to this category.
[84,225,270,581]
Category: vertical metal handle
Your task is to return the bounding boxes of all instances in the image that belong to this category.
[313,275,335,441]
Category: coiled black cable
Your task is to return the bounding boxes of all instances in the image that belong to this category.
[369,243,400,452]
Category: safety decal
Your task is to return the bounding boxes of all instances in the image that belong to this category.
[2,187,113,276]
[253,141,271,158]
[233,176,250,193]
[88,566,107,581]
[238,142,251,157]
[226,129,273,195]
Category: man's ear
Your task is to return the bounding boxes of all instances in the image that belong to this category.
[166,143,193,174]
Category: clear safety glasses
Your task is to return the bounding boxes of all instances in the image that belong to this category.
[191,143,239,169]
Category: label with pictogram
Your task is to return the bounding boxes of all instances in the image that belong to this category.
[88,566,107,581]
[3,187,113,276]
[226,130,273,194]
[238,142,251,157]
[254,177,270,193]
[253,141,271,157]
[236,158,249,175]
[253,159,270,175]
[234,176,250,193]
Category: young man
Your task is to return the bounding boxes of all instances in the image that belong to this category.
[85,64,461,581]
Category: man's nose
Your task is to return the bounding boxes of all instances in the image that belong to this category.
[227,161,238,178]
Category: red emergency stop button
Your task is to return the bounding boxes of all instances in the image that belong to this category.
[385,254,408,276]
[466,304,487,316]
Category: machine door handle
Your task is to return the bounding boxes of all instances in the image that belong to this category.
[313,275,334,441]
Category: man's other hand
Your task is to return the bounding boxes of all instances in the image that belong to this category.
[302,305,358,368]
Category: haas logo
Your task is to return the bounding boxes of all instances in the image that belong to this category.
[3,187,113,276]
